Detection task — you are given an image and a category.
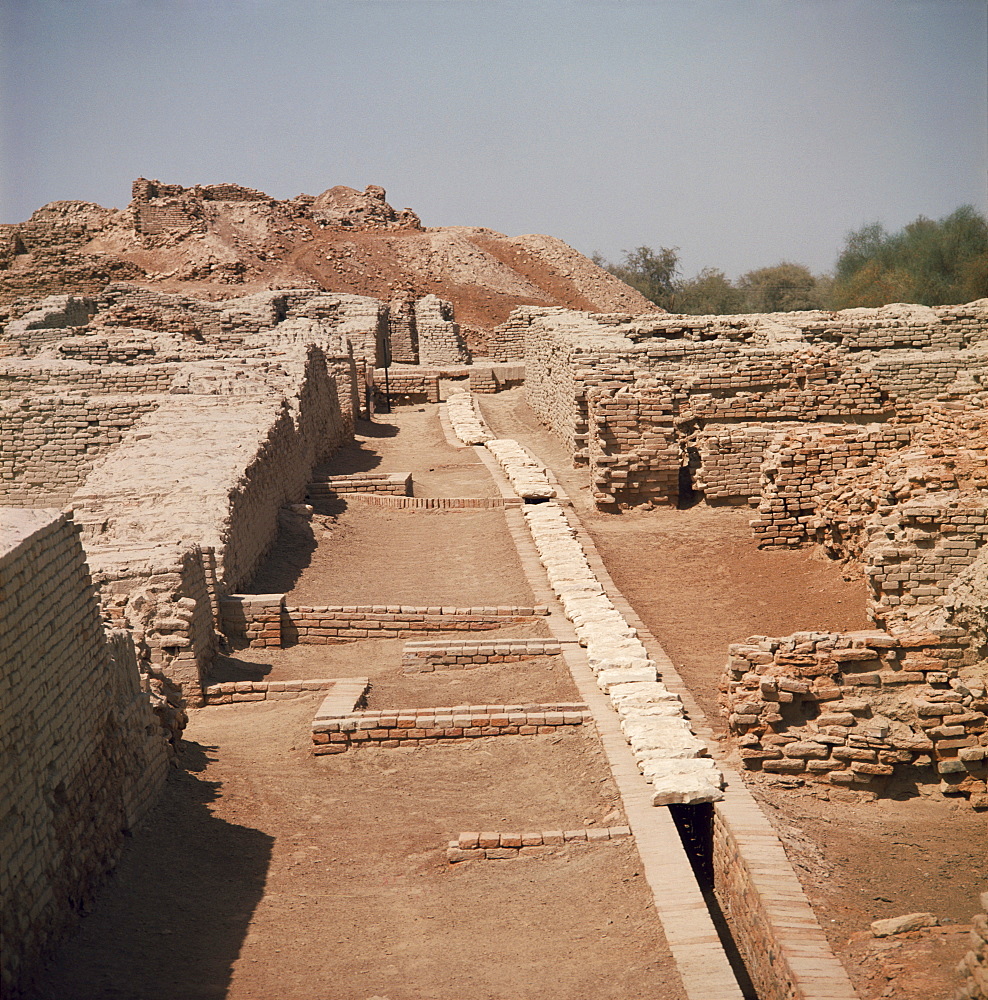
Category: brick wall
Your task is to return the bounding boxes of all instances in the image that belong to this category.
[0,510,170,998]
[0,394,162,506]
[415,294,470,364]
[722,629,987,808]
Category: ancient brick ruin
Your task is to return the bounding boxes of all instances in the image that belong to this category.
[2,193,986,998]
[521,301,988,812]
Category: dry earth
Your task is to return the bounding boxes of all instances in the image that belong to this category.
[31,396,985,1000]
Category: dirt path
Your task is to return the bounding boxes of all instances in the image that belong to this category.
[478,388,986,1000]
[32,401,689,1000]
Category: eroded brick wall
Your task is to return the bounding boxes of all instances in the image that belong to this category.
[0,510,170,998]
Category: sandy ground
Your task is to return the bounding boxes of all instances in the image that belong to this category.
[31,403,688,1000]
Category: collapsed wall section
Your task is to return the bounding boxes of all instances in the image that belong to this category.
[0,510,170,998]
[722,628,987,808]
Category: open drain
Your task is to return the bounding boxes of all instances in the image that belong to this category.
[669,804,760,1000]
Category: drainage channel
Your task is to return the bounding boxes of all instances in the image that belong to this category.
[459,394,860,1000]
[470,439,750,1000]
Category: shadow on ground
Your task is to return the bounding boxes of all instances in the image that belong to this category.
[30,742,273,1000]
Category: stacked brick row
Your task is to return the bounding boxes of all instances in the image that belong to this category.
[52,335,164,364]
[0,360,179,396]
[723,629,988,808]
[447,826,632,862]
[204,678,340,704]
[333,494,520,511]
[0,394,161,506]
[955,891,988,1000]
[312,702,591,753]
[306,471,411,498]
[401,637,561,672]
[1,511,170,998]
[468,364,524,393]
[372,368,440,403]
[220,596,550,648]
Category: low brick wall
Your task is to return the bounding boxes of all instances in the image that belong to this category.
[372,369,440,403]
[305,471,411,500]
[723,629,988,808]
[333,494,521,511]
[221,597,551,648]
[288,605,550,643]
[219,594,283,648]
[447,826,631,862]
[203,678,340,704]
[712,794,858,1000]
[468,363,525,393]
[311,702,590,753]
[402,637,561,672]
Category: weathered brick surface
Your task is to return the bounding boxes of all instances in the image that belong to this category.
[723,629,988,807]
[311,702,590,752]
[401,637,562,671]
[1,510,170,998]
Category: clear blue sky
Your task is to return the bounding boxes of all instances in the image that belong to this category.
[1,0,985,279]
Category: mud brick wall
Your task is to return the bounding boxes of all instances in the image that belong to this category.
[0,360,179,397]
[750,424,911,548]
[72,347,351,595]
[204,678,339,704]
[387,295,419,363]
[287,604,550,644]
[415,294,470,365]
[96,544,220,705]
[711,806,818,1000]
[723,629,988,808]
[858,349,988,401]
[2,294,95,351]
[220,594,283,648]
[865,503,988,621]
[489,307,545,362]
[51,333,172,365]
[222,600,549,647]
[312,702,590,753]
[0,394,161,506]
[373,368,440,403]
[0,510,170,998]
[401,637,561,672]
[306,471,411,501]
[694,426,775,503]
[586,385,680,506]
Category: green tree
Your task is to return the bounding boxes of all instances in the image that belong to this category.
[737,261,822,312]
[675,267,745,315]
[597,245,681,310]
[833,206,988,307]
